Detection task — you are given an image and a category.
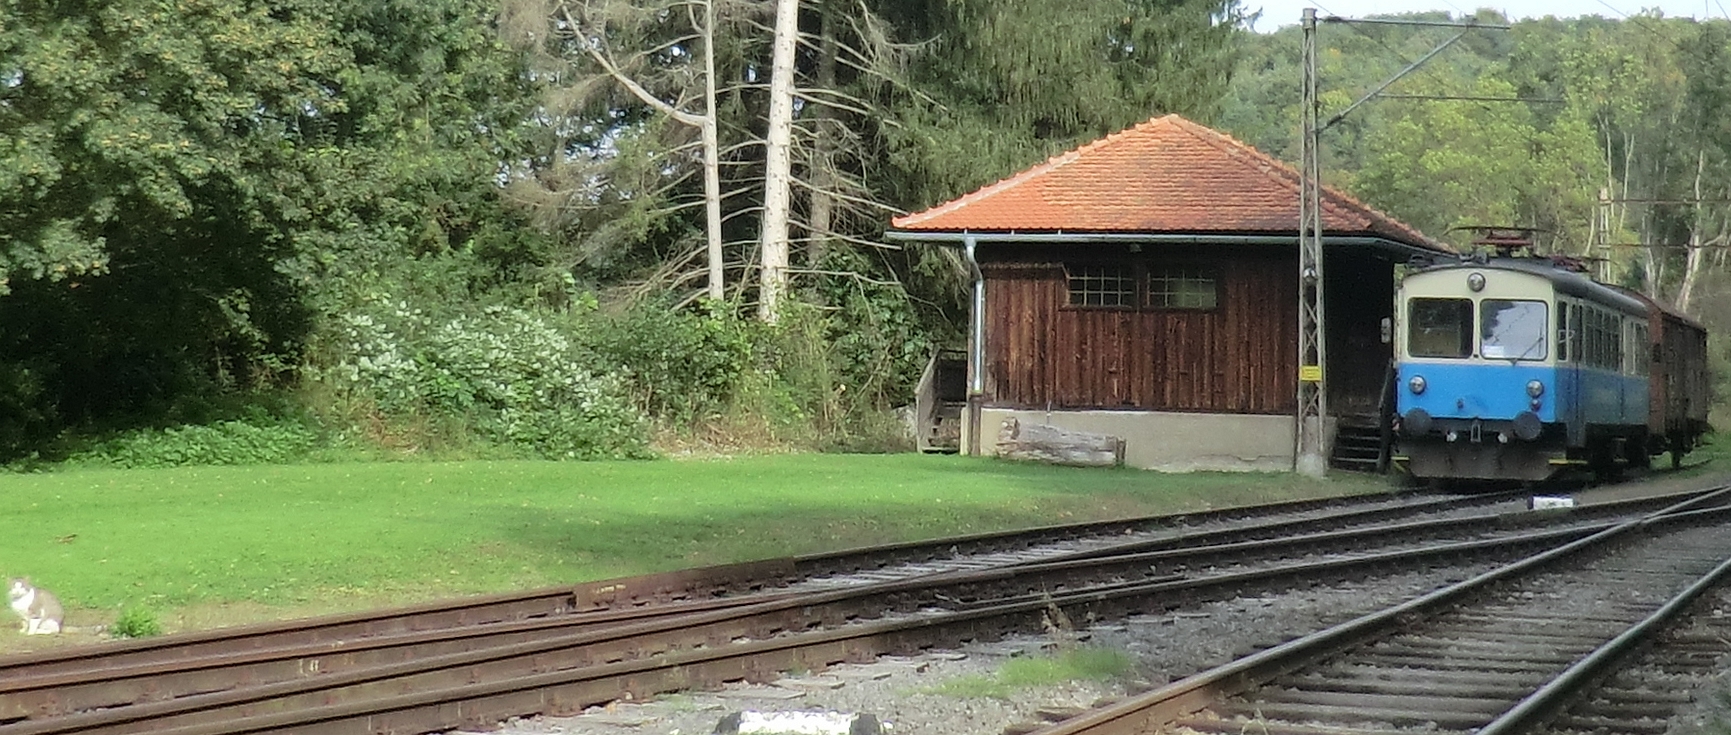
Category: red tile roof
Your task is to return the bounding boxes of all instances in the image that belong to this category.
[890,114,1450,253]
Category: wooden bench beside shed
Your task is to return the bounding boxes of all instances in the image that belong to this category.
[886,115,1454,472]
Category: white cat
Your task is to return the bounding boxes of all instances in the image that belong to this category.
[8,577,63,635]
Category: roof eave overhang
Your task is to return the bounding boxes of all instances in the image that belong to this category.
[882,229,1450,259]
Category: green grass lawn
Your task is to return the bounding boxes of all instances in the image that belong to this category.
[0,453,1390,635]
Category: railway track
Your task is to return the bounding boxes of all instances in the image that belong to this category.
[1,487,1711,735]
[1023,484,1731,735]
[1531,580,1731,735]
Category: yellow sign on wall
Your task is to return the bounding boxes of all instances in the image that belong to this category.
[1298,365,1323,382]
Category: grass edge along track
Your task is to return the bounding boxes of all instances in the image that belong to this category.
[4,489,1714,734]
[0,488,1506,676]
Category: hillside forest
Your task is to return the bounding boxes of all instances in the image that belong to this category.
[1,0,1727,466]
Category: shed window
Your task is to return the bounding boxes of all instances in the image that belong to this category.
[1147,267,1218,309]
[1066,264,1136,307]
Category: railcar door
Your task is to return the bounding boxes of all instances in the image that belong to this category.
[1559,300,1585,447]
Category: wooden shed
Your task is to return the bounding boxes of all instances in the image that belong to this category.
[886,115,1454,472]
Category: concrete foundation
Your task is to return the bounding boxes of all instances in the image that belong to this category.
[972,408,1298,472]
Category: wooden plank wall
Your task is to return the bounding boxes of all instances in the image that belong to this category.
[1653,310,1711,433]
[981,249,1299,414]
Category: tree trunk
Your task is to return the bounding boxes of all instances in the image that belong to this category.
[1642,214,1662,296]
[758,0,799,323]
[805,0,840,268]
[1677,149,1708,312]
[994,418,1125,468]
[1600,124,1616,240]
[701,0,723,302]
[1618,129,1633,235]
[563,1,724,303]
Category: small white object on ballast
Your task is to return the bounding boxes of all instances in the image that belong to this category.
[712,710,887,735]
[1529,496,1576,510]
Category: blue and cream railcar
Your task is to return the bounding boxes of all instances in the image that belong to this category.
[1395,258,1654,481]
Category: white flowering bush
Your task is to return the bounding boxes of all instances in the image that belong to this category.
[334,303,650,459]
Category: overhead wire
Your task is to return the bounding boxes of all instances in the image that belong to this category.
[1593,0,1692,52]
[1316,9,1502,119]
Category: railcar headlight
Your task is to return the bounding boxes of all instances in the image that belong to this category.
[1408,375,1426,394]
[1467,272,1486,292]
[1526,380,1544,398]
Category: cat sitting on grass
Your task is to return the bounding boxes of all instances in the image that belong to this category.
[8,577,63,635]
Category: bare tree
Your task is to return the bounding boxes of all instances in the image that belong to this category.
[790,3,925,267]
[804,0,842,269]
[1677,149,1725,313]
[506,0,728,301]
[509,0,919,314]
[696,1,724,301]
[574,0,726,301]
[757,0,800,322]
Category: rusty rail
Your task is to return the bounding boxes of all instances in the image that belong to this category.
[7,489,1696,726]
[3,504,1652,734]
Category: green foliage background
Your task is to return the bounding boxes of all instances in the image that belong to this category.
[2,1,1727,465]
[0,0,1250,463]
[1218,10,1731,422]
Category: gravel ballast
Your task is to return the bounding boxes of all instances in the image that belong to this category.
[468,565,1491,735]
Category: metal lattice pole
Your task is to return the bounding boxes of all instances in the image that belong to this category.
[1291,10,1499,477]
[1295,7,1329,477]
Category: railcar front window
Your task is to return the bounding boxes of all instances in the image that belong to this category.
[1481,299,1548,360]
[1408,298,1473,358]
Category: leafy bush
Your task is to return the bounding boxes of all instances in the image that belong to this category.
[804,249,935,408]
[111,607,163,638]
[757,298,921,451]
[312,284,927,459]
[0,361,54,462]
[332,301,651,460]
[584,300,757,423]
[68,416,319,468]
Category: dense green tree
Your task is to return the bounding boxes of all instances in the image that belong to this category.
[1667,20,1731,310]
[1219,12,1509,173]
[871,0,1250,210]
[1223,10,1731,425]
[1353,75,1599,249]
[503,0,1254,366]
[0,0,542,456]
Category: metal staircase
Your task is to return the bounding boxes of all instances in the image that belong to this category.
[1329,419,1387,472]
[1330,360,1397,473]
